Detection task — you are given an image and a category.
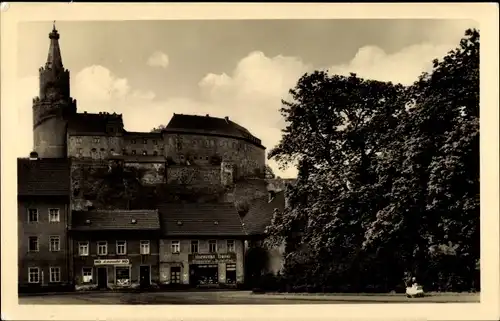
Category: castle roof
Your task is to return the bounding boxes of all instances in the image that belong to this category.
[71,209,160,231]
[158,202,246,237]
[17,158,70,197]
[67,112,124,135]
[165,114,265,149]
[243,191,286,235]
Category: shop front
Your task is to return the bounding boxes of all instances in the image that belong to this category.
[188,253,238,288]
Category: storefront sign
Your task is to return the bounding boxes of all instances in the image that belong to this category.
[188,253,236,264]
[94,259,129,265]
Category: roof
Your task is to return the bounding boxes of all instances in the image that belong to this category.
[71,210,160,231]
[243,191,285,235]
[17,158,70,196]
[67,112,123,135]
[124,131,162,139]
[158,203,246,237]
[164,114,264,148]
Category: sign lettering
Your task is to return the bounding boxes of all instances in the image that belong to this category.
[94,259,129,265]
[188,253,236,264]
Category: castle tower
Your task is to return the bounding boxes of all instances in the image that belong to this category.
[32,23,77,158]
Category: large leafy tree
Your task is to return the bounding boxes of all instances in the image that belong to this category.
[267,29,480,292]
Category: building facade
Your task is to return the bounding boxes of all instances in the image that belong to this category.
[158,203,246,288]
[17,157,71,291]
[69,210,161,290]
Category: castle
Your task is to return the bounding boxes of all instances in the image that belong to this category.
[33,25,266,183]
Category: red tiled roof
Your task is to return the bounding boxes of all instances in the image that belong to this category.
[243,191,285,235]
[71,209,160,231]
[165,114,264,148]
[158,203,246,237]
[17,158,70,196]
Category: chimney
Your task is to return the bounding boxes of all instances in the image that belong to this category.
[206,114,210,117]
[29,151,39,160]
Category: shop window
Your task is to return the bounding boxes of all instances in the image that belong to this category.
[28,236,39,252]
[227,240,235,253]
[28,267,40,283]
[116,241,127,255]
[79,242,89,256]
[226,263,237,284]
[196,264,218,286]
[28,208,38,223]
[82,267,93,283]
[49,208,60,222]
[140,240,150,255]
[49,236,60,252]
[50,267,61,283]
[97,241,107,255]
[171,267,181,284]
[190,240,199,253]
[209,240,217,253]
[171,240,180,254]
[115,266,131,286]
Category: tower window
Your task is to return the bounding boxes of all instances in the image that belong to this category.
[76,137,82,144]
[93,137,100,144]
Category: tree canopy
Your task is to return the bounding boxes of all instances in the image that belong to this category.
[266,29,480,292]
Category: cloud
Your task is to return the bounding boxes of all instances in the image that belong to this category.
[327,43,455,85]
[15,34,465,179]
[147,51,169,69]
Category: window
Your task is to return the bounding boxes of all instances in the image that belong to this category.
[91,148,97,153]
[28,267,40,283]
[110,148,115,154]
[116,241,127,255]
[227,240,235,253]
[97,241,107,255]
[115,266,131,286]
[50,267,61,283]
[140,240,150,255]
[171,240,180,254]
[131,150,137,155]
[93,137,100,144]
[78,148,83,155]
[153,151,158,156]
[49,208,60,222]
[142,151,147,156]
[49,236,60,252]
[82,267,93,283]
[143,139,147,144]
[100,148,105,152]
[209,240,217,253]
[170,267,181,284]
[190,240,199,253]
[76,137,82,144]
[131,139,136,144]
[28,236,39,252]
[79,242,89,256]
[153,140,157,145]
[28,209,38,223]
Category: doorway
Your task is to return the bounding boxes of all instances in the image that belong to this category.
[139,265,151,288]
[97,267,108,289]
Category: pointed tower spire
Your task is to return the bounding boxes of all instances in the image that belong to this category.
[46,21,63,70]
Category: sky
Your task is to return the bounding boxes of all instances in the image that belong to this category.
[16,19,477,178]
